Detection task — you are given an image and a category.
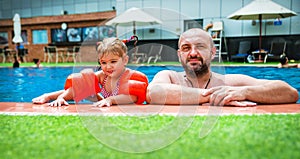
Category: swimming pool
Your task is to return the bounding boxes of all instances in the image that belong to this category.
[0,66,299,103]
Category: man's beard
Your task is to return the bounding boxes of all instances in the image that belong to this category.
[182,56,209,77]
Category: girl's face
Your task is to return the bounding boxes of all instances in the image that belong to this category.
[99,53,128,78]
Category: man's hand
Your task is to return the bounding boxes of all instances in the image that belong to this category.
[203,86,256,106]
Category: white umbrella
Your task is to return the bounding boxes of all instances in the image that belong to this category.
[227,0,297,51]
[105,7,162,35]
[12,13,23,43]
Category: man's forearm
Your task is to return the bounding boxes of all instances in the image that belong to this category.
[147,83,209,105]
[245,81,298,104]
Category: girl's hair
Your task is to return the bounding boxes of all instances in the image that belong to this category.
[96,37,127,59]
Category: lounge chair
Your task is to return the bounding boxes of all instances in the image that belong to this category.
[230,41,251,62]
[265,42,286,62]
[130,46,148,64]
[147,44,163,64]
[291,39,300,60]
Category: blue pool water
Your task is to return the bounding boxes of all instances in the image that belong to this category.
[0,66,299,103]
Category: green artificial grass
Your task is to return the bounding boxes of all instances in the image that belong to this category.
[1,114,300,159]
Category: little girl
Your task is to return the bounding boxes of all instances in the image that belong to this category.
[32,38,148,107]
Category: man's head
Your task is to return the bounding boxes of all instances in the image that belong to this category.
[177,28,216,77]
[279,54,288,65]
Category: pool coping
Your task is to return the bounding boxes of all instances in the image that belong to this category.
[1,102,299,116]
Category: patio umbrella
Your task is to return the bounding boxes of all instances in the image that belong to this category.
[105,7,162,35]
[227,0,297,51]
[106,7,162,63]
[12,13,23,43]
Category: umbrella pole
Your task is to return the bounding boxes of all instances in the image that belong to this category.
[133,21,136,35]
[133,43,138,63]
[133,21,137,63]
[259,14,262,52]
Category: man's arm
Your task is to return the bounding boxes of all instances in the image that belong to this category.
[244,80,298,104]
[146,70,209,105]
[204,74,299,105]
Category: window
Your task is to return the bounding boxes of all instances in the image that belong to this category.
[184,19,203,31]
[82,27,99,42]
[21,30,28,43]
[0,32,8,44]
[12,30,28,44]
[32,30,48,44]
[67,28,82,42]
[99,26,116,40]
[51,29,67,43]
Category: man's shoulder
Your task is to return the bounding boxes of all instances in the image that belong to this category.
[151,69,185,84]
[222,73,256,86]
[224,73,249,78]
[158,69,176,73]
[157,69,184,76]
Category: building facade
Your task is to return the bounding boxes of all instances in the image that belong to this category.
[0,0,299,61]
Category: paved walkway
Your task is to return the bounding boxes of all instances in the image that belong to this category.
[1,102,299,116]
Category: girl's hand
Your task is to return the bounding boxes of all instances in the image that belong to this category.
[93,98,112,107]
[48,97,69,107]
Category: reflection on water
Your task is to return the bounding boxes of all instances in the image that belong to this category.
[0,66,299,103]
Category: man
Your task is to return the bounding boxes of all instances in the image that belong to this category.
[15,42,25,62]
[146,28,298,106]
[278,54,300,68]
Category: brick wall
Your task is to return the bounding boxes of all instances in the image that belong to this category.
[0,11,115,62]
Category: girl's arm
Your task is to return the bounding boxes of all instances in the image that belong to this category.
[32,90,65,104]
[48,88,74,106]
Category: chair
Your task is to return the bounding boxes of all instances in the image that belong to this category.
[66,46,81,63]
[147,44,163,64]
[46,46,60,63]
[3,47,13,62]
[130,46,147,63]
[0,48,6,63]
[265,42,286,62]
[43,46,48,62]
[230,41,251,62]
[293,40,300,60]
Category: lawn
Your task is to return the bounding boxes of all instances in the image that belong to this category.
[1,61,299,158]
[1,114,300,159]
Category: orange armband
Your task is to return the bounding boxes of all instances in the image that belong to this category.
[128,80,148,104]
[63,69,101,102]
[119,70,148,104]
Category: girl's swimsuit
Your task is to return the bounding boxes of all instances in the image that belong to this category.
[64,68,148,104]
[99,75,121,98]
